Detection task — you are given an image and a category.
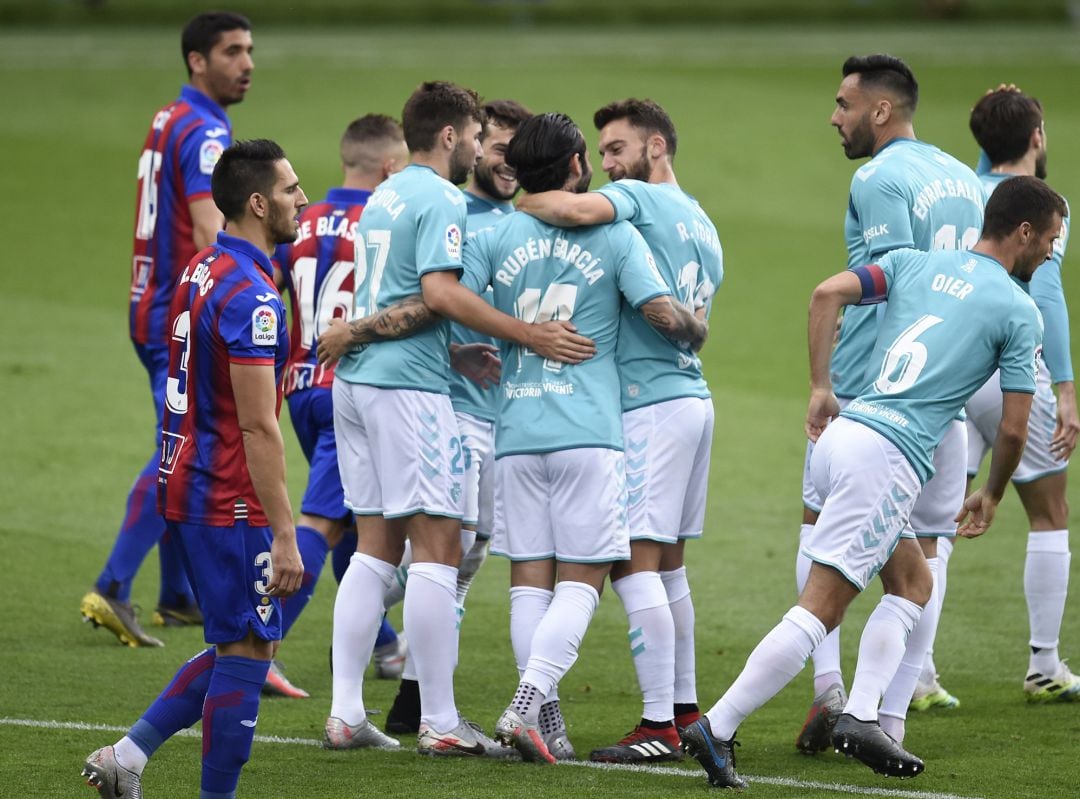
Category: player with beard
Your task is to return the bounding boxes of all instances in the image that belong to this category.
[516,98,723,763]
[381,99,536,739]
[83,139,307,799]
[321,83,594,756]
[454,112,708,763]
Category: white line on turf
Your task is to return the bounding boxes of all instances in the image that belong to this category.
[3,717,984,799]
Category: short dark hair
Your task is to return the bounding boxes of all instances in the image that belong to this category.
[212,139,286,222]
[970,90,1043,166]
[981,175,1067,241]
[842,54,918,116]
[593,98,678,157]
[181,11,251,78]
[401,81,484,153]
[340,113,404,168]
[482,99,533,137]
[505,112,586,194]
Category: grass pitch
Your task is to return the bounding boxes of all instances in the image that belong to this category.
[2,23,1080,799]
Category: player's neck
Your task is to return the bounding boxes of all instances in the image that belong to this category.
[991,153,1035,178]
[872,124,916,156]
[224,219,274,256]
[410,151,451,181]
[187,78,227,109]
[971,241,1013,272]
[649,161,678,188]
[341,172,381,192]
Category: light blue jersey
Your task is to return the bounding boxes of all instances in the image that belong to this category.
[979,171,1072,383]
[832,139,986,399]
[842,248,1042,483]
[462,215,671,457]
[447,191,514,421]
[335,164,467,393]
[596,180,724,411]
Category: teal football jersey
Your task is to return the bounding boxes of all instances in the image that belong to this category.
[461,214,671,457]
[447,191,514,421]
[596,180,724,410]
[980,172,1072,383]
[832,139,986,399]
[841,248,1042,483]
[335,164,467,393]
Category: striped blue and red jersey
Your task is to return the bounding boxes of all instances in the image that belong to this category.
[130,85,231,347]
[158,232,289,526]
[274,187,369,395]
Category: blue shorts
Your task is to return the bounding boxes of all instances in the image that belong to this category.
[287,388,349,520]
[168,520,283,645]
[134,342,169,443]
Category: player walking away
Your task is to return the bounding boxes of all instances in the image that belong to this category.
[321,82,594,756]
[516,98,722,763]
[449,111,707,763]
[383,98,534,738]
[82,139,308,799]
[262,115,410,702]
[794,54,984,754]
[81,11,254,647]
[958,87,1080,704]
[684,176,1063,787]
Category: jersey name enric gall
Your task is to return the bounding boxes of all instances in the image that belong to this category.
[130,85,231,347]
[274,188,368,395]
[158,233,289,526]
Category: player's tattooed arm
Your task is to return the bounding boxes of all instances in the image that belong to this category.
[315,294,438,364]
[639,296,708,352]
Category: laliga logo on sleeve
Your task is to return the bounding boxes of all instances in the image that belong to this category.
[252,305,278,346]
[200,138,225,175]
[445,224,462,260]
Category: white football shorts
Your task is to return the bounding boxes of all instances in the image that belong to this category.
[622,396,714,544]
[455,411,496,537]
[967,367,1066,483]
[803,416,922,591]
[491,447,630,563]
[909,418,967,538]
[332,380,463,519]
[802,397,852,512]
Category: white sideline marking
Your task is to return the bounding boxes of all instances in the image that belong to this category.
[4,716,984,799]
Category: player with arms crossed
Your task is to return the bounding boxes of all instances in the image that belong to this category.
[82,11,255,647]
[382,98,534,736]
[962,87,1079,703]
[82,139,307,799]
[322,82,593,756]
[516,97,722,763]
[684,175,1062,787]
[795,54,985,752]
[266,114,410,701]
[454,112,706,763]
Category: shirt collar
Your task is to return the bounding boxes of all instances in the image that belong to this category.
[216,232,274,278]
[464,190,514,214]
[327,187,373,205]
[180,84,229,122]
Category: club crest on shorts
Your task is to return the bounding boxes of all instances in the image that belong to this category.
[251,305,277,346]
[445,224,462,260]
[256,603,274,625]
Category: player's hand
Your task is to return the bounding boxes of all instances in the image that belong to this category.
[316,318,357,365]
[954,486,999,539]
[266,536,304,597]
[805,388,840,443]
[451,342,502,388]
[1050,384,1079,461]
[526,321,596,364]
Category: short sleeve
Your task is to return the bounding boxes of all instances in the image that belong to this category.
[614,224,671,309]
[460,232,492,294]
[851,174,916,258]
[218,285,283,364]
[998,298,1043,394]
[179,123,228,202]
[596,181,642,224]
[415,189,467,276]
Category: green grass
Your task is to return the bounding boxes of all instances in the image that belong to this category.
[2,23,1080,799]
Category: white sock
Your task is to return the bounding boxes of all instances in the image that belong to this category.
[521,581,600,702]
[383,539,413,610]
[331,553,394,725]
[879,558,941,743]
[705,605,826,741]
[457,536,489,605]
[660,567,697,705]
[112,737,147,775]
[1026,530,1070,675]
[845,594,923,721]
[920,538,950,684]
[614,572,675,722]
[797,524,843,694]
[510,586,554,676]
[404,562,460,732]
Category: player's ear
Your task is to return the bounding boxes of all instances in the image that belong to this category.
[187,50,207,78]
[647,133,665,160]
[438,124,456,152]
[873,98,892,125]
[248,191,268,220]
